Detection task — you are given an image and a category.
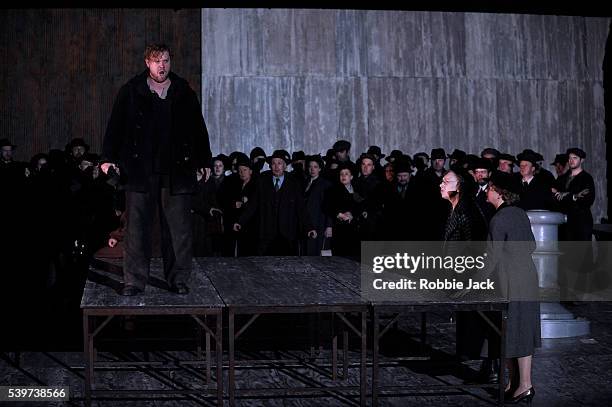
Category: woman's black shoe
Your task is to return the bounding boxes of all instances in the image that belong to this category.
[507,387,535,404]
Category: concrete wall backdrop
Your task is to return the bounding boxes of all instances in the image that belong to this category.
[201,8,610,221]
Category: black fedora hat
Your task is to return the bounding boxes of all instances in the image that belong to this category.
[366,145,385,158]
[430,148,446,160]
[266,149,291,164]
[550,153,568,166]
[516,151,539,166]
[0,138,16,149]
[332,140,351,153]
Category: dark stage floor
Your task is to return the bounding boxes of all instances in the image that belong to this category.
[1,300,611,406]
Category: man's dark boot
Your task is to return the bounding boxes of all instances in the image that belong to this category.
[479,358,499,384]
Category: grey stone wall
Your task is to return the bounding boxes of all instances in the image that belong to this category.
[201,9,610,221]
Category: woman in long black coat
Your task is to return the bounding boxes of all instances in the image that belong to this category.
[486,171,540,404]
[326,163,363,260]
[440,169,494,380]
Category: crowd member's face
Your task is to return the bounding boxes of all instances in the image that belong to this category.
[213,160,224,176]
[498,159,513,173]
[309,161,321,178]
[384,165,394,182]
[238,165,252,183]
[293,160,305,171]
[554,162,568,176]
[397,172,410,185]
[71,145,86,158]
[1,146,13,161]
[146,51,171,83]
[37,157,48,171]
[519,161,535,179]
[335,150,348,162]
[473,168,490,185]
[486,184,503,207]
[339,169,353,185]
[439,171,459,201]
[568,153,582,170]
[361,158,374,177]
[432,158,445,171]
[271,158,286,177]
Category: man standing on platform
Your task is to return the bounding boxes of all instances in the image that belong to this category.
[101,43,212,296]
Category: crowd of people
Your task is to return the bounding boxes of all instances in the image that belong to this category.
[0,137,596,265]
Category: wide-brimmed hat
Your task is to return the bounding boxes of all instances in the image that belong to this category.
[393,156,413,174]
[366,145,385,158]
[447,149,467,161]
[266,149,291,164]
[550,153,568,166]
[516,151,540,166]
[249,147,266,161]
[0,138,16,149]
[292,150,306,161]
[430,148,446,160]
[332,140,351,153]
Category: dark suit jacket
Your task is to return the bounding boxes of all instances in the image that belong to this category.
[517,176,555,211]
[304,176,333,232]
[239,172,313,241]
[102,70,212,194]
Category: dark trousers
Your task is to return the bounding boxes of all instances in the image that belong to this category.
[124,175,192,289]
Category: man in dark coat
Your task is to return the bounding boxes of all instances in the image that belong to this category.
[303,154,333,255]
[413,148,449,240]
[380,157,419,240]
[471,157,496,223]
[516,151,555,211]
[101,43,212,296]
[553,148,595,241]
[354,153,383,241]
[234,150,316,255]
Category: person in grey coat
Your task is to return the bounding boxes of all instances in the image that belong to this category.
[485,170,540,404]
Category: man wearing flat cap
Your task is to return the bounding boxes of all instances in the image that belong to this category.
[234,149,317,255]
[516,151,555,211]
[553,148,595,242]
